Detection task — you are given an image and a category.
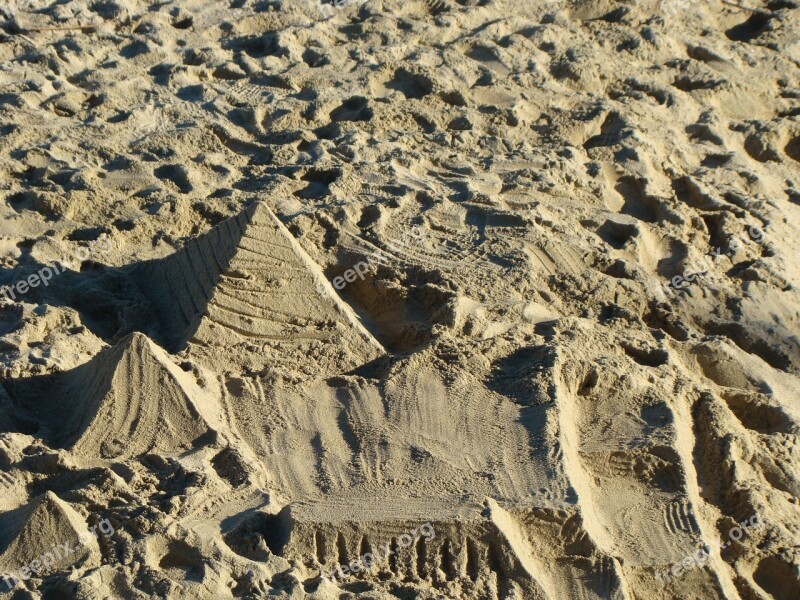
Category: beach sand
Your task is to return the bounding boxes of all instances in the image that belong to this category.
[0,0,798,598]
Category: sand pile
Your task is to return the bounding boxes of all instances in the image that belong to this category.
[0,491,101,578]
[4,332,221,458]
[0,0,798,598]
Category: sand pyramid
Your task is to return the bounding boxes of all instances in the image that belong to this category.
[129,201,383,378]
[0,492,99,580]
[3,332,221,459]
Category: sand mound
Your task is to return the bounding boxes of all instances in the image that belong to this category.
[0,491,98,578]
[3,332,221,458]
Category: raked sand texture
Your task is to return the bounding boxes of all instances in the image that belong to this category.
[0,0,799,598]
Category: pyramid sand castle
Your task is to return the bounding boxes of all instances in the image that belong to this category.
[0,491,100,582]
[4,332,223,459]
[128,200,384,378]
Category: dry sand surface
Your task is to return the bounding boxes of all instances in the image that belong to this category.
[0,0,799,598]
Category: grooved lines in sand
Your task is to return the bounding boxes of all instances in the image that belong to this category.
[130,201,383,376]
